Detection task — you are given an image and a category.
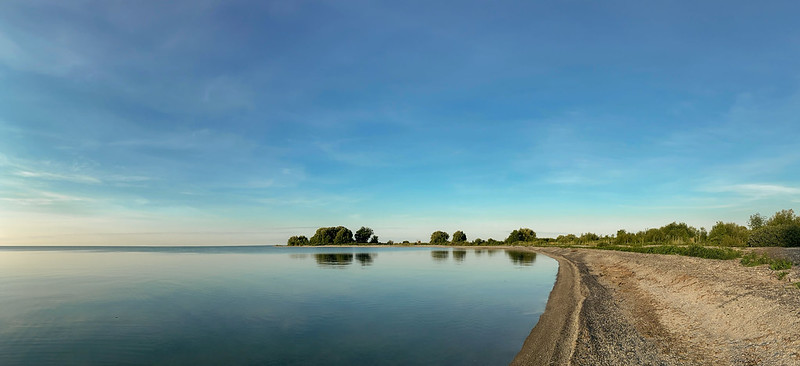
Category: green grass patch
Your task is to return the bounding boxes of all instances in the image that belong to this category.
[741,253,793,270]
[777,271,789,280]
[594,244,741,260]
[793,282,800,290]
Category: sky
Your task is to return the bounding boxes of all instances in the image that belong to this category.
[1,0,800,245]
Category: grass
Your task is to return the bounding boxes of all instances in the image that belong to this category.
[740,253,793,270]
[593,244,741,260]
[777,271,789,280]
[794,282,800,290]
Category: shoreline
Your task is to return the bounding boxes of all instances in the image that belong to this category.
[513,247,800,365]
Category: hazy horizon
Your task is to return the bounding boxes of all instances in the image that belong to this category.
[2,1,799,245]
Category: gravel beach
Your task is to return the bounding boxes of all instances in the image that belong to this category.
[512,247,800,365]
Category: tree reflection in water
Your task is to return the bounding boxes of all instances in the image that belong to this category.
[355,253,376,266]
[314,253,354,266]
[431,250,449,261]
[505,250,537,266]
[452,250,467,262]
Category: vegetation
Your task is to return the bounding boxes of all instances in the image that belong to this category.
[740,252,793,270]
[355,227,374,243]
[452,230,467,244]
[307,226,354,245]
[595,244,741,260]
[369,235,379,244]
[287,235,309,246]
[430,231,449,244]
[505,228,536,244]
[777,271,789,280]
[747,209,800,247]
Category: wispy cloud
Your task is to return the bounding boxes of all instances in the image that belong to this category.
[0,190,94,206]
[704,183,800,198]
[14,170,102,184]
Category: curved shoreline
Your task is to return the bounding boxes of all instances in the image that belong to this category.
[511,249,583,365]
[511,246,800,365]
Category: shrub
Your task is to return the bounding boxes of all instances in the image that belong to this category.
[452,230,467,243]
[287,235,309,246]
[708,221,749,247]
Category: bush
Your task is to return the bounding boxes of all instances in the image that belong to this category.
[597,244,740,260]
[708,221,749,247]
[748,224,800,247]
[740,253,793,270]
[287,235,309,246]
[452,230,467,243]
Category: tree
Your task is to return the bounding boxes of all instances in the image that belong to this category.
[452,230,467,243]
[333,227,354,244]
[767,209,799,226]
[430,231,449,244]
[309,226,354,245]
[748,213,765,230]
[708,221,749,247]
[506,228,537,244]
[287,235,309,246]
[369,235,379,244]
[355,227,374,243]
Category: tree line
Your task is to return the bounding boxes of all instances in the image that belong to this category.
[287,209,800,248]
[288,226,382,246]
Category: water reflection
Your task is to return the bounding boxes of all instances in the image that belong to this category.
[486,249,498,256]
[315,253,354,266]
[452,250,467,262]
[474,249,483,256]
[431,250,449,261]
[505,250,537,266]
[289,253,309,260]
[355,253,376,266]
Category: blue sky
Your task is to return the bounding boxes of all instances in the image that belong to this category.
[1,0,799,245]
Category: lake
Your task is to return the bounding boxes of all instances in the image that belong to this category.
[0,246,558,365]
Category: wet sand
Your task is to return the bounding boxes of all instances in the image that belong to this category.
[512,247,800,365]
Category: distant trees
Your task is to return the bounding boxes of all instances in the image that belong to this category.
[369,235,379,244]
[748,209,800,247]
[708,221,749,247]
[430,231,449,244]
[452,230,467,243]
[355,227,374,243]
[308,226,354,245]
[287,235,309,246]
[506,228,537,244]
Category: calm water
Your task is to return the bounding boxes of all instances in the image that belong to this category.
[0,246,557,365]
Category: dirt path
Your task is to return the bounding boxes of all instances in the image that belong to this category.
[513,247,800,365]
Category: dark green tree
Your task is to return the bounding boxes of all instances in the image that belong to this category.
[506,228,537,244]
[430,231,449,244]
[452,230,467,243]
[287,235,309,246]
[333,227,355,244]
[369,235,379,244]
[355,227,374,243]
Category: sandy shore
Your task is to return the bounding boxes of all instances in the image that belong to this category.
[512,247,800,365]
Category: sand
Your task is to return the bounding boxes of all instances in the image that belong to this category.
[512,247,800,365]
